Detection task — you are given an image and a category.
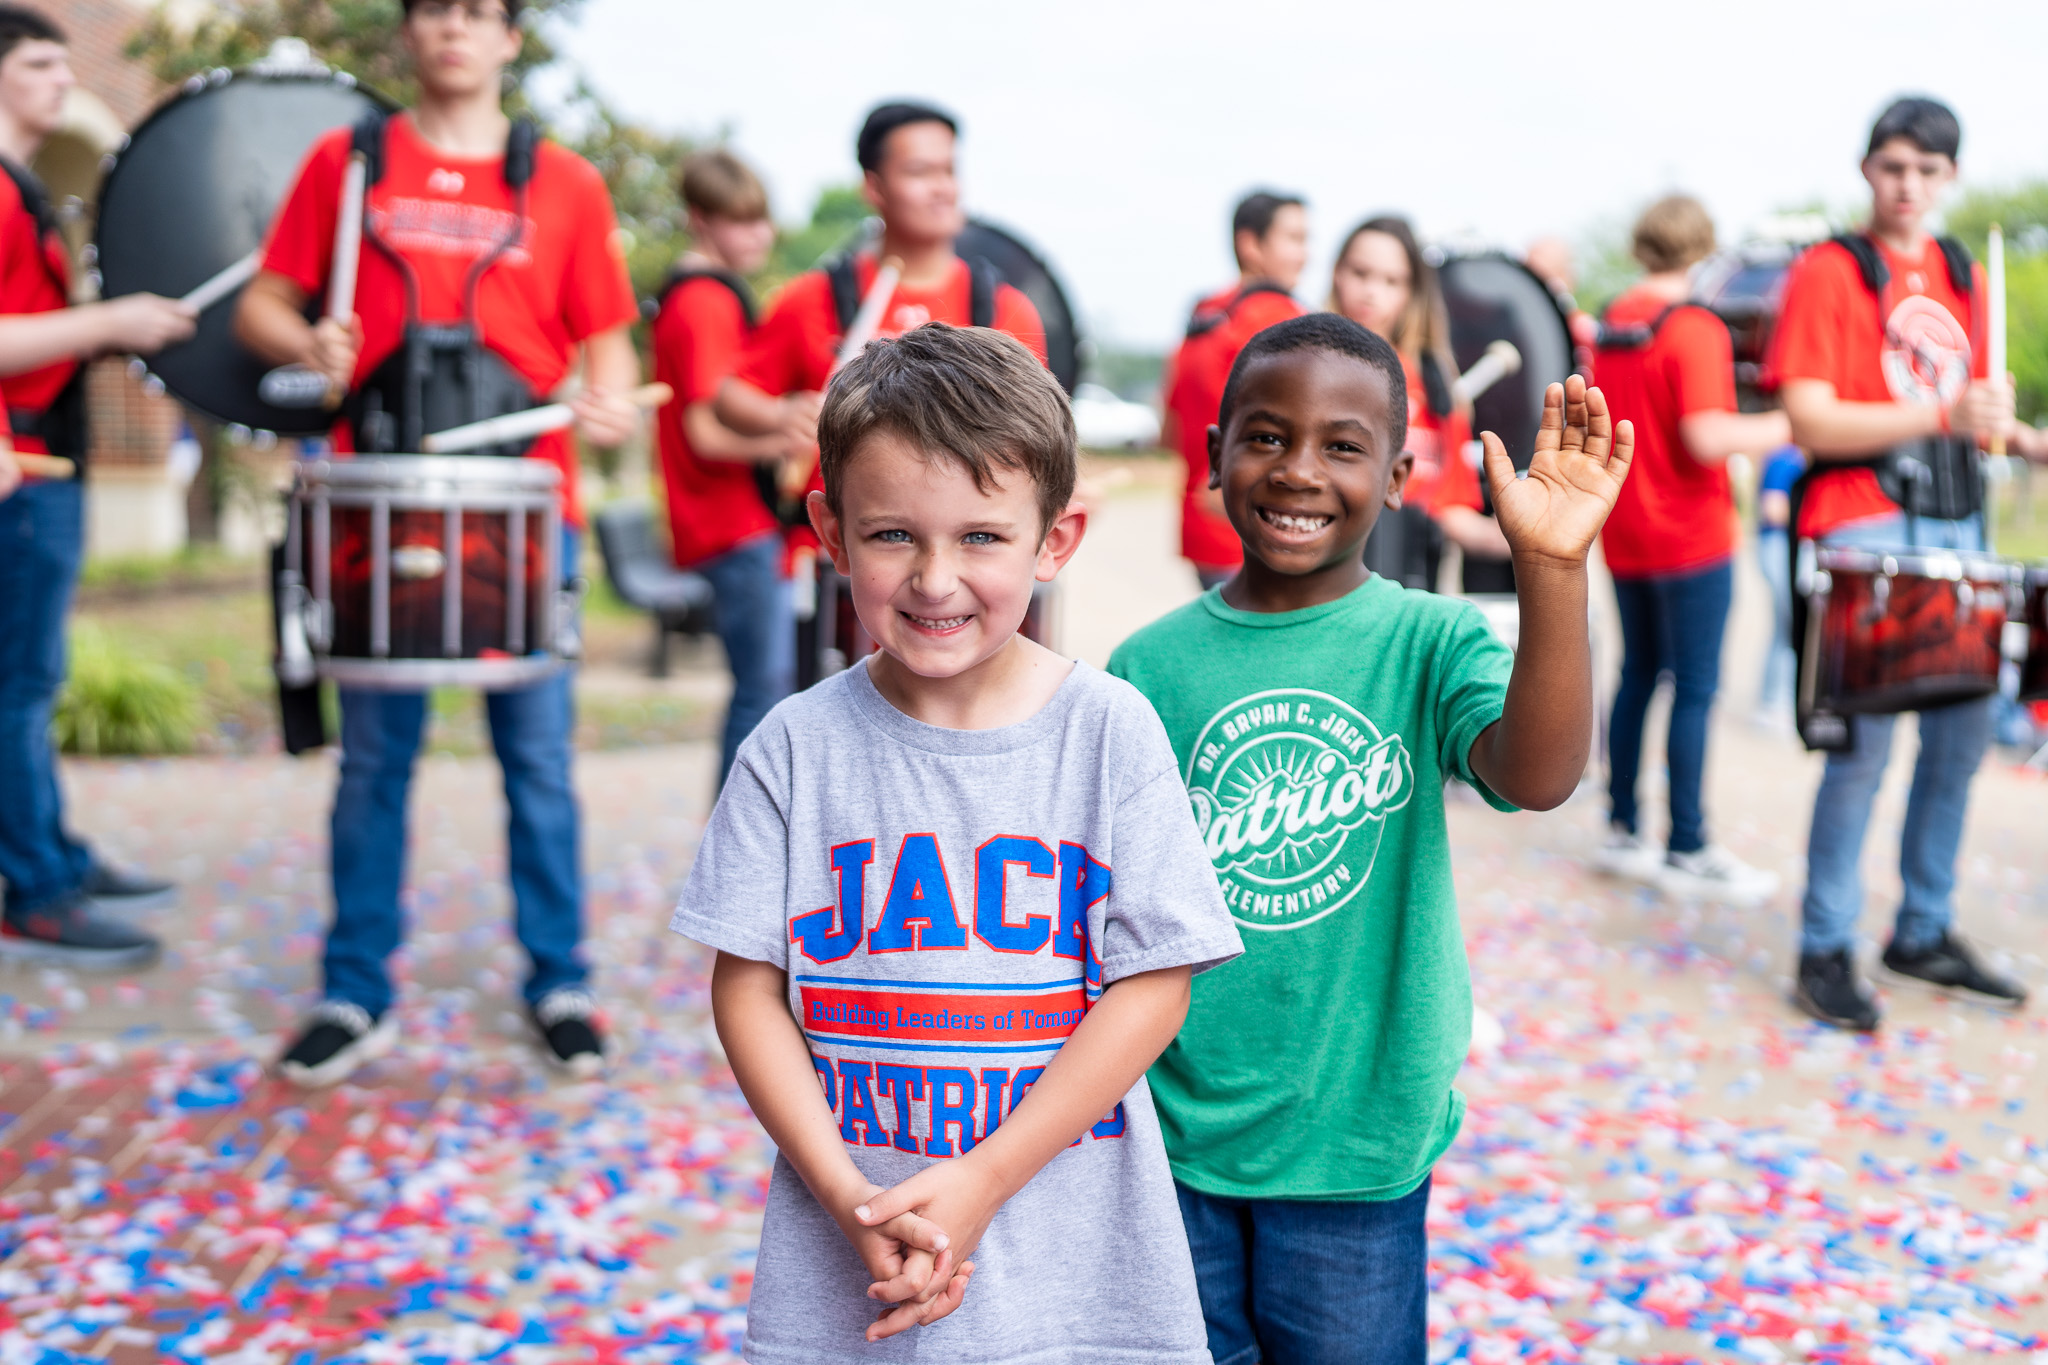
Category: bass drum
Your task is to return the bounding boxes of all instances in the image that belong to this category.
[955,218,1083,395]
[1438,251,1575,592]
[94,60,394,435]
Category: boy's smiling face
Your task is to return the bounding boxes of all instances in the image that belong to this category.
[812,429,1081,685]
[1208,347,1412,598]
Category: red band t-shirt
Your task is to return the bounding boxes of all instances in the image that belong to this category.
[1162,285,1304,569]
[731,252,1048,550]
[1765,237,1986,538]
[733,253,1048,398]
[1594,290,1740,578]
[0,164,76,458]
[652,274,778,568]
[261,114,638,525]
[1396,353,1480,518]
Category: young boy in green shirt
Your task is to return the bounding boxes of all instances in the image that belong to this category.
[1109,313,1633,1364]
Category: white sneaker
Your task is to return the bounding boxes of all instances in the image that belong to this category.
[1591,827,1663,881]
[1658,845,1780,905]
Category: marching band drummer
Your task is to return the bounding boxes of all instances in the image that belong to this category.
[712,100,1050,517]
[234,0,640,1085]
[0,6,197,974]
[1770,96,2027,1030]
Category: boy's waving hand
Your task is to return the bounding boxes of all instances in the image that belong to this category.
[1481,376,1634,567]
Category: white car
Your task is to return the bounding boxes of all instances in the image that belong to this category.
[1070,383,1161,451]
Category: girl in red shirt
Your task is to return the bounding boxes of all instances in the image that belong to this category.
[1328,216,1507,575]
[1588,196,1788,901]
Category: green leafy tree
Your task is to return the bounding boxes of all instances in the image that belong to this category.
[764,183,869,289]
[126,0,579,108]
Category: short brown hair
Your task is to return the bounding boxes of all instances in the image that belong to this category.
[0,6,63,65]
[819,324,1076,535]
[1631,195,1717,274]
[680,149,769,222]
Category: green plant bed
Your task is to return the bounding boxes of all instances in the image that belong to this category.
[55,624,205,756]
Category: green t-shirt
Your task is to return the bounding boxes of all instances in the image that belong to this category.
[1108,577,1515,1200]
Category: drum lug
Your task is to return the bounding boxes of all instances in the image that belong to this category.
[277,575,318,688]
[553,577,589,661]
[1864,571,1889,623]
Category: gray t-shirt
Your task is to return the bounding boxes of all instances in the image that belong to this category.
[673,658,1242,1364]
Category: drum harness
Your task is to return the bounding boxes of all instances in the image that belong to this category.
[1786,233,1990,752]
[346,110,544,461]
[0,156,88,463]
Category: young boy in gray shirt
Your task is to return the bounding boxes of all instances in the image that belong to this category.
[672,323,1243,1361]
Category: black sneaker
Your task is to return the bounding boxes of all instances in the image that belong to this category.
[1881,931,2029,1008]
[82,863,178,914]
[531,988,607,1079]
[278,1000,399,1088]
[0,893,161,971]
[1793,948,1881,1031]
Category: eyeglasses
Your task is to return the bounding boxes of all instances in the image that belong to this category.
[411,0,514,26]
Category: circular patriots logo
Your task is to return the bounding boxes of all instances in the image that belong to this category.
[1185,688,1413,932]
[1881,294,1971,406]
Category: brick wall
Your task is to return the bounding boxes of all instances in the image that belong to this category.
[58,0,161,128]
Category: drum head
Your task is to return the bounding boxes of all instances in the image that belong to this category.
[95,70,394,435]
[1438,253,1575,473]
[956,218,1082,395]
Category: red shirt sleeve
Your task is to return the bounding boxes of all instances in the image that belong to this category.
[661,278,747,406]
[735,272,833,396]
[1970,261,1990,380]
[1766,245,1854,390]
[1665,307,1738,419]
[993,285,1048,365]
[558,154,637,342]
[260,129,350,298]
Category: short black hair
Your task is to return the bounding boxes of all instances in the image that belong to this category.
[1232,190,1305,244]
[857,101,958,174]
[1218,314,1408,454]
[399,0,525,20]
[0,5,63,65]
[1866,96,1960,161]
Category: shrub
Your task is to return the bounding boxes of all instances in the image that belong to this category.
[55,624,203,756]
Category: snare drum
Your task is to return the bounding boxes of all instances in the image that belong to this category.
[1799,545,2019,716]
[2020,567,2048,703]
[281,456,575,690]
[795,559,1057,688]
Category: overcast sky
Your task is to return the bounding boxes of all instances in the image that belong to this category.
[546,0,2048,351]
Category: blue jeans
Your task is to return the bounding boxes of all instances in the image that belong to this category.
[1756,527,1795,713]
[1800,515,1992,956]
[696,532,793,783]
[0,480,94,918]
[1607,559,1732,854]
[323,535,587,1017]
[1175,1175,1430,1365]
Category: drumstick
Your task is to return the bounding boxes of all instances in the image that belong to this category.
[327,152,366,324]
[776,255,905,500]
[181,250,259,312]
[834,255,904,372]
[1987,223,2007,458]
[320,152,367,411]
[13,452,75,480]
[1452,339,1522,406]
[257,151,368,411]
[419,383,673,453]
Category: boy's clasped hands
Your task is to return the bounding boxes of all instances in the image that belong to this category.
[840,1162,993,1339]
